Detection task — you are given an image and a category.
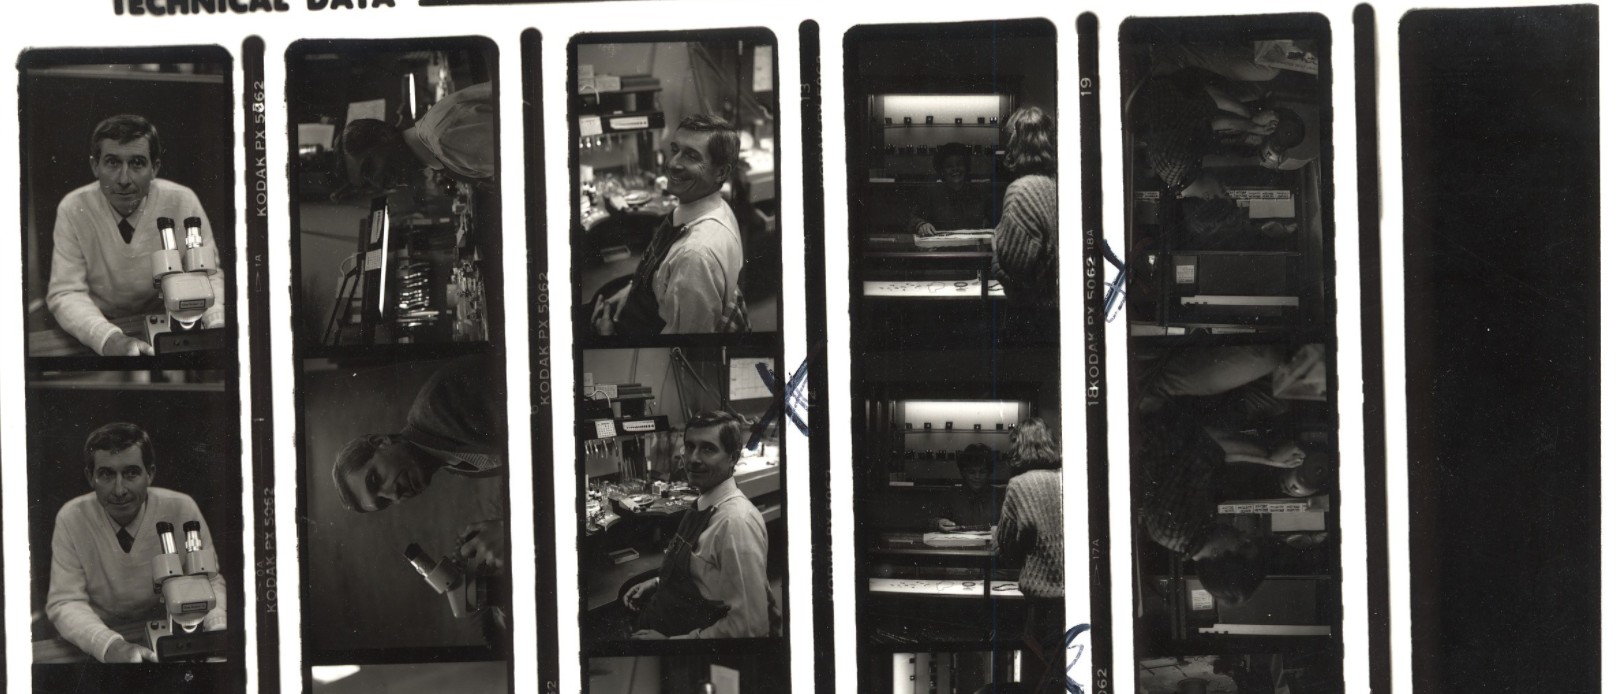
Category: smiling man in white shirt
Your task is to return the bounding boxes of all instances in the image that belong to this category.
[592,114,750,336]
[622,410,779,639]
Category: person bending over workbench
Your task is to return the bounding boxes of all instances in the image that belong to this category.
[338,81,495,197]
[330,353,507,573]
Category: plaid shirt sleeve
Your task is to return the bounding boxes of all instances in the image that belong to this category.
[1134,405,1226,555]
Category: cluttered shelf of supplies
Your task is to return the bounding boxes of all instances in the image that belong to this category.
[294,48,497,351]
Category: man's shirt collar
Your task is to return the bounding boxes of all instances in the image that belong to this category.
[101,499,149,535]
[672,190,726,228]
[696,476,743,511]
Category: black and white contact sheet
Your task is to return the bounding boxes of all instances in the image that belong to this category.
[15,44,248,691]
[0,2,1612,694]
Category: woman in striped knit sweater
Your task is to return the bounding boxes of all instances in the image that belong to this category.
[996,417,1065,689]
[991,106,1060,309]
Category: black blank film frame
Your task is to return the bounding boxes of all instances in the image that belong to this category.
[1398,7,1599,692]
[17,44,247,692]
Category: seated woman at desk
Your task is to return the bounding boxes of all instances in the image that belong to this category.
[911,143,994,236]
[1133,346,1312,608]
[990,107,1060,309]
[931,444,1003,532]
[1134,67,1306,195]
[1175,182,1298,250]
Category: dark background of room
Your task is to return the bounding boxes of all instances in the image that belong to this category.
[571,37,781,333]
[289,43,501,349]
[25,370,243,646]
[20,60,231,341]
[299,354,508,655]
[577,345,785,644]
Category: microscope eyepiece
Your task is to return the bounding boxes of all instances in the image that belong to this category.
[156,218,178,251]
[182,217,204,249]
[404,543,425,561]
[156,522,177,555]
[183,521,201,534]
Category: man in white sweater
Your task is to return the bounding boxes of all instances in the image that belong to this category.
[46,114,226,356]
[45,423,226,663]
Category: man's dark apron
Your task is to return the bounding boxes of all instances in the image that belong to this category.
[632,505,730,636]
[616,215,686,337]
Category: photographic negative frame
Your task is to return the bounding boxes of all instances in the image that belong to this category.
[18,45,239,370]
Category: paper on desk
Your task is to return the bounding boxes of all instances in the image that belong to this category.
[923,531,991,547]
[1230,190,1295,218]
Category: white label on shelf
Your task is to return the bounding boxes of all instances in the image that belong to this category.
[1190,589,1215,611]
[579,116,602,137]
[1176,262,1197,284]
[594,75,621,93]
[608,115,649,130]
[593,420,616,439]
[624,419,657,433]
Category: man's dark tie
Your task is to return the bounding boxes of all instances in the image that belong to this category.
[116,527,134,554]
[117,218,136,244]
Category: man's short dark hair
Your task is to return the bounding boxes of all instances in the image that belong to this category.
[332,434,402,513]
[1268,106,1307,151]
[676,114,740,173]
[1194,534,1271,607]
[957,443,993,471]
[341,118,402,159]
[83,422,155,473]
[932,142,972,175]
[685,410,747,461]
[90,115,162,161]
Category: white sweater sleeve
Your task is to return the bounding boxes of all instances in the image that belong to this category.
[45,510,124,662]
[45,201,122,355]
